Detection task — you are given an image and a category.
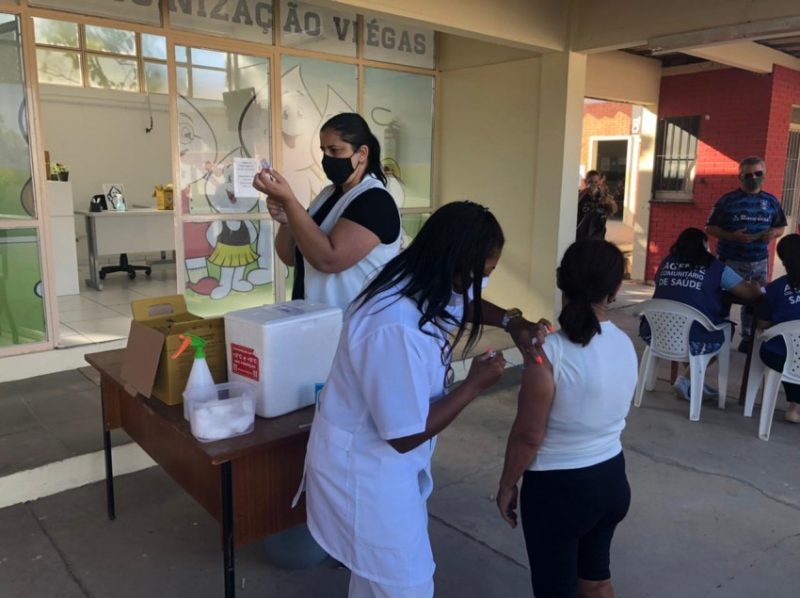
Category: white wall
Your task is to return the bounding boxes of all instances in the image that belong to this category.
[585,51,661,105]
[38,85,172,265]
[438,41,543,316]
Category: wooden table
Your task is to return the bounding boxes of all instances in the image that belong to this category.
[86,349,312,598]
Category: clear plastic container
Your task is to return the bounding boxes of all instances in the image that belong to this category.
[184,381,257,443]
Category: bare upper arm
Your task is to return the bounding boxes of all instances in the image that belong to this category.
[315,218,381,273]
[511,356,556,446]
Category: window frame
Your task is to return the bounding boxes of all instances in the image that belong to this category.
[652,115,701,203]
[33,17,167,94]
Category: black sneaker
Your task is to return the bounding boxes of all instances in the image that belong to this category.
[738,338,753,354]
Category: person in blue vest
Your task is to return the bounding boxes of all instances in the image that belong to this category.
[706,156,787,353]
[641,227,761,400]
[756,234,800,423]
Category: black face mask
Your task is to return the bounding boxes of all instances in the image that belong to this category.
[741,175,762,193]
[322,154,356,186]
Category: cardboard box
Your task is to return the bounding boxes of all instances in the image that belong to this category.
[153,184,174,210]
[122,295,226,405]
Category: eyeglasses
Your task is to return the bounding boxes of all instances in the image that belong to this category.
[740,171,764,179]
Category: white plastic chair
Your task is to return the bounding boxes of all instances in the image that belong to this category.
[742,321,800,440]
[634,299,731,421]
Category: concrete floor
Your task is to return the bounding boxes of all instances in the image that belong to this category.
[0,369,130,477]
[2,288,800,597]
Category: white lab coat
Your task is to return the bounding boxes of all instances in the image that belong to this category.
[304,284,463,588]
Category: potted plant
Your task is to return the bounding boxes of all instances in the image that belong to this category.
[52,163,69,182]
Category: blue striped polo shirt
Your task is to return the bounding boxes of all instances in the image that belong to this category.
[706,189,787,262]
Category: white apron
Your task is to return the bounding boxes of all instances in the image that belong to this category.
[304,175,401,310]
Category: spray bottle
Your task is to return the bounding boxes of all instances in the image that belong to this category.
[171,334,216,420]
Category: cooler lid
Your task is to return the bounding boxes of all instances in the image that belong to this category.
[224,300,342,325]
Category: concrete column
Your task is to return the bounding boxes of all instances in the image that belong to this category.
[631,105,657,281]
[529,51,587,321]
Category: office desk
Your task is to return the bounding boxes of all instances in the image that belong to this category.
[86,349,310,598]
[79,209,175,290]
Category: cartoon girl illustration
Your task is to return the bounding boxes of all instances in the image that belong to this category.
[203,164,271,299]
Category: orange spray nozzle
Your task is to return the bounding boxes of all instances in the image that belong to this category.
[171,334,207,360]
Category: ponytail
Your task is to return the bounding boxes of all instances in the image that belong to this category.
[320,112,386,185]
[558,296,600,346]
[366,131,387,185]
[557,240,625,346]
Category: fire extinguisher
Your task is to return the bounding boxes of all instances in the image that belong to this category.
[383,118,400,163]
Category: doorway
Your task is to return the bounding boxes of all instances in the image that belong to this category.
[594,139,628,221]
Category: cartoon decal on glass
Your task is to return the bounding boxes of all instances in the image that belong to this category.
[179,93,273,300]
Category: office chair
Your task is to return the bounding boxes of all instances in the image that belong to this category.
[99,254,151,280]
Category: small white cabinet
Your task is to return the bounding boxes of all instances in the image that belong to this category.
[47,181,80,296]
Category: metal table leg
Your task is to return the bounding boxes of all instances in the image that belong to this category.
[84,215,103,290]
[103,429,116,520]
[221,462,235,598]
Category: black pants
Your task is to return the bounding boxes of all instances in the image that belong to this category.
[759,346,800,403]
[520,452,630,598]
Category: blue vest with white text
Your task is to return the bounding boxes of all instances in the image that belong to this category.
[646,257,728,346]
[761,275,800,356]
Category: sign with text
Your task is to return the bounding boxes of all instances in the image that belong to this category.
[30,1,435,69]
[279,0,356,57]
[169,0,274,45]
[363,16,434,69]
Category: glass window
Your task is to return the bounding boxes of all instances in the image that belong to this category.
[33,18,78,48]
[183,220,275,317]
[363,18,435,69]
[365,68,434,208]
[86,55,138,91]
[29,0,161,26]
[176,66,189,95]
[192,68,228,100]
[85,25,136,56]
[35,48,82,87]
[189,48,228,69]
[280,56,358,206]
[653,115,700,202]
[176,46,272,213]
[0,229,47,347]
[279,0,357,57]
[1,16,35,220]
[141,33,166,60]
[177,46,273,314]
[401,212,430,243]
[144,62,168,94]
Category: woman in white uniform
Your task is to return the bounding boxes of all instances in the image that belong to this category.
[253,112,402,309]
[302,201,548,597]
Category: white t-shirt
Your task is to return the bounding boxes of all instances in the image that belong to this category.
[305,285,461,587]
[529,321,638,471]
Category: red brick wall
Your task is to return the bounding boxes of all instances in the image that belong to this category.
[581,102,632,170]
[646,68,775,279]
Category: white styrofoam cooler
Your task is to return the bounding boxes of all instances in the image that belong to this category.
[224,300,343,418]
